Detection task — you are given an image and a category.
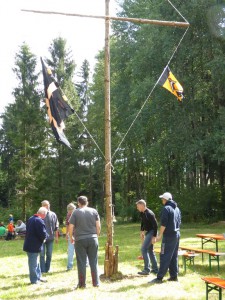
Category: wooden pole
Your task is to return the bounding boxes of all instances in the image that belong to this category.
[21,9,190,28]
[104,0,119,277]
[105,0,113,248]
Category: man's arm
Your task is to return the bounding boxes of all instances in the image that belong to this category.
[55,215,59,243]
[68,223,75,244]
[96,220,101,236]
[155,225,166,242]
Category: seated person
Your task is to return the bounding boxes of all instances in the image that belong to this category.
[0,222,6,237]
[15,220,26,235]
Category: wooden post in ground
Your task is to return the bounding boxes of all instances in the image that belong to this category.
[104,0,119,277]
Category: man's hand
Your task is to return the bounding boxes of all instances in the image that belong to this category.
[70,236,75,244]
[140,231,145,241]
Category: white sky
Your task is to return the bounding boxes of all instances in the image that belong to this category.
[0,0,119,114]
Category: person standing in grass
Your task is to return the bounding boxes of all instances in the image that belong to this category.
[136,199,158,275]
[5,220,15,240]
[40,200,59,273]
[23,207,48,284]
[69,196,101,289]
[66,202,76,271]
[150,192,181,284]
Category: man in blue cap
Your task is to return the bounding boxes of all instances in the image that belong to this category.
[149,192,181,284]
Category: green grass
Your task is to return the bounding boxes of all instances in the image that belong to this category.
[0,222,225,299]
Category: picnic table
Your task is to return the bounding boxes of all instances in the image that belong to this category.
[196,234,225,252]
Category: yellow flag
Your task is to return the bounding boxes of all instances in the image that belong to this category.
[158,66,184,101]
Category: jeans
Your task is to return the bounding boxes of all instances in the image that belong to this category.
[67,238,75,270]
[75,237,99,287]
[141,230,158,273]
[27,252,41,283]
[40,240,54,273]
[157,232,180,280]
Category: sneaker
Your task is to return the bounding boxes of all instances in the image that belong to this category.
[39,278,48,282]
[167,277,178,282]
[138,270,150,275]
[148,278,163,284]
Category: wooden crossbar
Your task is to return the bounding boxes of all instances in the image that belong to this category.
[21,9,190,28]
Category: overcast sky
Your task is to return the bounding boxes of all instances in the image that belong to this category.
[0,0,119,114]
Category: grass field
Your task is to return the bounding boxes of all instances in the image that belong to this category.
[1,222,225,300]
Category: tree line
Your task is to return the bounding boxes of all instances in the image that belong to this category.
[0,0,225,224]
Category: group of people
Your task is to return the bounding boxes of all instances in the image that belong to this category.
[136,191,181,284]
[0,217,27,240]
[22,191,180,287]
[23,196,100,289]
[23,200,59,284]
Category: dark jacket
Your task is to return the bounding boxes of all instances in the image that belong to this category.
[23,215,48,253]
[140,208,158,237]
[160,200,181,236]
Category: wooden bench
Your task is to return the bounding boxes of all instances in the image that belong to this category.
[202,277,225,300]
[180,246,225,271]
[154,248,198,272]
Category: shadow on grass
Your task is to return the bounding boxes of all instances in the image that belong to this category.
[2,287,74,300]
[0,273,28,280]
[0,269,69,281]
[109,281,152,293]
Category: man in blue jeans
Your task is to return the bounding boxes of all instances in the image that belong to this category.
[40,200,59,273]
[23,207,48,284]
[149,192,181,284]
[69,196,101,289]
[136,199,158,275]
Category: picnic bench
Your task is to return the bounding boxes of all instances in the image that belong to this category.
[202,277,225,300]
[180,246,225,271]
[154,248,198,272]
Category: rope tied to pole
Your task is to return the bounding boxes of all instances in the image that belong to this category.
[112,13,189,160]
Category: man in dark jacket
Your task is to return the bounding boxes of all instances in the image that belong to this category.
[136,199,158,275]
[150,192,181,284]
[23,207,48,284]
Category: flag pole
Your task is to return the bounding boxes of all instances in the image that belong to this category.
[104,0,118,277]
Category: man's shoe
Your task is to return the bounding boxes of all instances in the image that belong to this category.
[39,278,48,282]
[167,277,178,282]
[148,278,163,284]
[73,284,86,290]
[138,270,150,275]
[31,281,40,285]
